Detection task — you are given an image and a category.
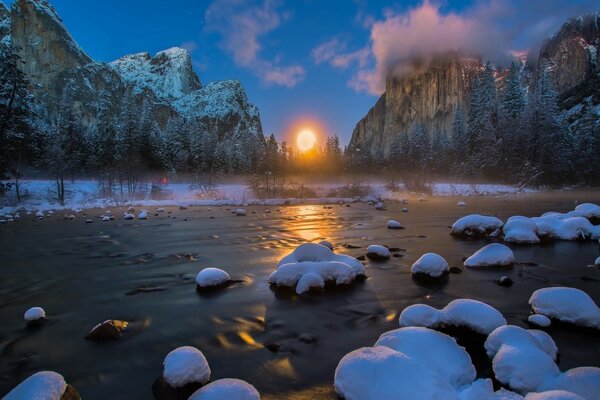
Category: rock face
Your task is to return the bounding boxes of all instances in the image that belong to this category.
[3,0,262,140]
[350,13,600,158]
[539,13,599,94]
[349,56,482,158]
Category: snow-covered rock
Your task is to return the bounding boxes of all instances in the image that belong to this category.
[464,243,514,268]
[574,203,600,220]
[24,307,46,322]
[188,378,260,400]
[410,253,449,278]
[138,210,149,219]
[156,207,166,212]
[102,215,110,222]
[538,367,600,400]
[594,256,600,266]
[532,215,600,241]
[451,214,504,237]
[195,268,231,289]
[35,210,44,219]
[375,202,385,210]
[504,216,540,244]
[458,201,466,207]
[269,243,364,294]
[528,314,552,328]
[366,245,390,260]
[162,346,210,388]
[387,220,403,229]
[318,240,333,250]
[123,212,135,220]
[235,208,246,216]
[4,371,67,400]
[399,299,507,335]
[529,287,600,329]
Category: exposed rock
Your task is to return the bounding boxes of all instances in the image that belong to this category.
[85,319,129,342]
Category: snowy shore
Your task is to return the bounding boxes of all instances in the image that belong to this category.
[0,179,532,213]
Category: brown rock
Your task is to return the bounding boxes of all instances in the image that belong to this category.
[85,319,129,342]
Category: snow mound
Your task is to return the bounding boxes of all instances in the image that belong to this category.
[451,214,503,237]
[594,256,600,266]
[138,210,149,219]
[531,216,600,241]
[318,240,333,250]
[195,268,231,288]
[235,208,246,216]
[485,325,560,393]
[123,213,135,220]
[524,391,585,400]
[528,314,551,328]
[366,245,390,260]
[529,287,600,329]
[411,253,449,277]
[399,299,507,335]
[504,216,540,244]
[464,243,514,268]
[387,220,403,229]
[24,307,46,321]
[188,378,260,400]
[269,243,364,294]
[4,371,67,400]
[335,327,502,400]
[538,367,600,400]
[458,201,466,207]
[162,346,210,388]
[574,203,600,219]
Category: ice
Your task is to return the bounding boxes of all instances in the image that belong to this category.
[162,346,210,388]
[195,268,231,288]
[504,216,540,244]
[3,371,67,400]
[451,214,504,236]
[410,253,449,277]
[387,219,403,229]
[529,287,600,329]
[188,378,260,400]
[399,299,507,335]
[24,307,46,321]
[464,243,514,267]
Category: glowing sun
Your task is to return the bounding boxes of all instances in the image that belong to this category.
[297,129,317,152]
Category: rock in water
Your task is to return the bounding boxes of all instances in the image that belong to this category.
[366,245,390,261]
[85,320,129,341]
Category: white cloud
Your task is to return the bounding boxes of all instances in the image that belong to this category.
[205,0,305,87]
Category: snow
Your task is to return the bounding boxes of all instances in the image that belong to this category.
[375,202,385,210]
[366,245,390,259]
[504,216,540,244]
[485,325,560,393]
[188,378,260,400]
[318,240,334,250]
[235,208,246,216]
[195,268,231,288]
[524,391,585,400]
[464,243,515,268]
[411,253,449,277]
[123,213,135,220]
[452,214,504,236]
[137,210,149,220]
[595,256,600,266]
[399,299,507,335]
[573,203,600,219]
[458,201,467,207]
[24,307,46,321]
[538,367,600,400]
[335,327,503,400]
[531,216,600,241]
[162,346,210,388]
[387,219,403,229]
[269,243,364,294]
[529,287,600,329]
[3,371,67,400]
[528,314,551,328]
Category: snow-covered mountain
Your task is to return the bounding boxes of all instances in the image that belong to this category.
[2,0,263,147]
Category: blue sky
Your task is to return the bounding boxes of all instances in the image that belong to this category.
[5,0,598,144]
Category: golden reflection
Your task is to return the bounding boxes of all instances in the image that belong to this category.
[385,310,397,322]
[259,357,298,379]
[215,334,233,349]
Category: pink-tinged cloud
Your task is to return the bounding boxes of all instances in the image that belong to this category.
[205,0,305,87]
[326,0,598,95]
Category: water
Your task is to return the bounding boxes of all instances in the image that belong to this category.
[1,192,599,399]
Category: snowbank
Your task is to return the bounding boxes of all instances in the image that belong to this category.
[504,216,540,244]
[4,371,67,400]
[410,253,449,278]
[464,243,515,268]
[188,378,260,400]
[451,214,504,237]
[269,243,364,294]
[399,299,507,335]
[195,268,231,288]
[162,346,211,388]
[529,287,600,329]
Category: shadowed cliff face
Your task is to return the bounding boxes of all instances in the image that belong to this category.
[349,57,482,157]
[4,0,262,141]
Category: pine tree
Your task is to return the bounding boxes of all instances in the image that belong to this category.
[451,104,468,174]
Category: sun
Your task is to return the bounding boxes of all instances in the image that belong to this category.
[297,129,317,152]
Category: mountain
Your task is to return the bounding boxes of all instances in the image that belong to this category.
[349,13,600,158]
[2,0,263,150]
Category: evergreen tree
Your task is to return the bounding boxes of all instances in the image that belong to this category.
[451,104,468,175]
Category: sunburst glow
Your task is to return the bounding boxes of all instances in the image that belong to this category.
[297,129,317,152]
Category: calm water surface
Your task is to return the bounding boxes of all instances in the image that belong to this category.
[1,191,600,399]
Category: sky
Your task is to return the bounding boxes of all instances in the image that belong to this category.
[4,0,599,144]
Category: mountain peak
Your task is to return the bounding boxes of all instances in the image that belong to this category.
[110,46,201,99]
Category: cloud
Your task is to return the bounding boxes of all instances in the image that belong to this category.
[205,0,305,87]
[180,41,198,53]
[322,0,598,95]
